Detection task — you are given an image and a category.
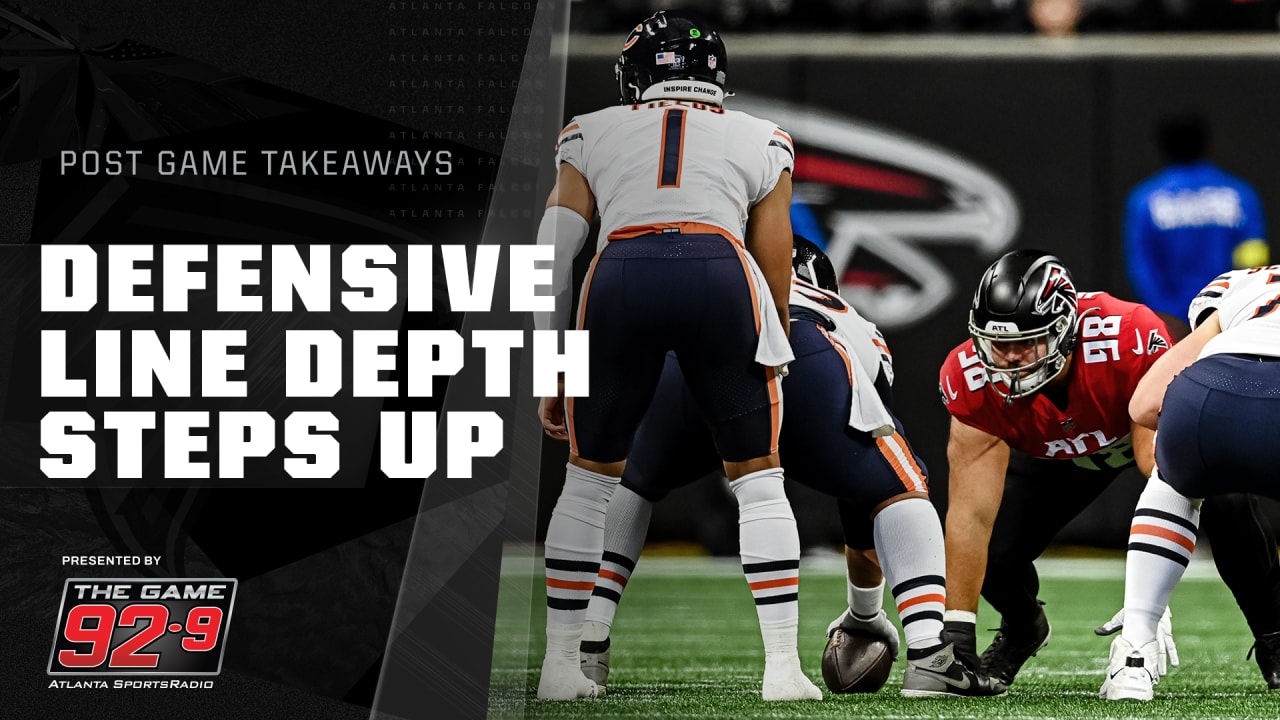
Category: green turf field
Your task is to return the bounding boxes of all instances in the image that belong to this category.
[489,550,1276,719]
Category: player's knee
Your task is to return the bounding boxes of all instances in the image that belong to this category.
[570,455,627,478]
[1143,472,1204,512]
[1201,492,1250,519]
[722,453,780,481]
[729,467,791,517]
[871,490,931,517]
[554,463,620,522]
[846,547,883,586]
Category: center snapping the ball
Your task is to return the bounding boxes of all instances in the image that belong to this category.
[821,628,894,693]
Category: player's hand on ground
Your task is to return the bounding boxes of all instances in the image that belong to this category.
[1095,607,1178,675]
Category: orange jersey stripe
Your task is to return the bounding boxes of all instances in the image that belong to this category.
[546,578,596,591]
[607,222,740,243]
[876,435,924,493]
[566,393,578,458]
[898,593,946,612]
[558,123,580,137]
[748,577,799,592]
[598,569,629,585]
[767,366,782,456]
[728,241,763,334]
[887,433,926,490]
[567,252,603,458]
[773,129,793,147]
[821,326,854,386]
[1131,523,1196,553]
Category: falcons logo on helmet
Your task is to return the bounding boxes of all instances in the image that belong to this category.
[1034,264,1076,316]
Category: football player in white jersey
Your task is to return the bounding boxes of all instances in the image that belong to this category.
[534,10,817,701]
[1103,266,1280,700]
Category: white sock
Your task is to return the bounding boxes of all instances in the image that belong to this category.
[874,498,946,650]
[582,485,653,642]
[731,467,801,656]
[544,463,618,663]
[1122,473,1201,648]
[849,577,885,620]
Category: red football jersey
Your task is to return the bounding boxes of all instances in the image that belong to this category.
[939,292,1171,467]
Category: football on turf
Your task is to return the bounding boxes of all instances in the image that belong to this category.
[821,628,894,693]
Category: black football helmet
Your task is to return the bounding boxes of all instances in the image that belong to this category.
[968,249,1079,400]
[615,11,729,105]
[793,235,838,292]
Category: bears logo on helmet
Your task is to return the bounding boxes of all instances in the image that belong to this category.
[615,11,729,106]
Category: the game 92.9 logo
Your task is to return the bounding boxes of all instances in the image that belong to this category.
[48,579,237,675]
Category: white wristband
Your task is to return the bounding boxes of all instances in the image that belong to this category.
[533,205,590,333]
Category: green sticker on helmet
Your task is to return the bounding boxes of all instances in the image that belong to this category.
[689,28,701,38]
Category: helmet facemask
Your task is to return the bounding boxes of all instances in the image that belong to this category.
[966,249,1080,403]
[968,310,1075,401]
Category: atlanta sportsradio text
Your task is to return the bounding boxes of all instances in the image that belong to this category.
[59,149,453,177]
[39,244,588,481]
[49,679,215,689]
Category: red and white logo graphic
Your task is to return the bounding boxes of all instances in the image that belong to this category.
[1034,264,1076,316]
[731,96,1019,330]
[48,578,237,675]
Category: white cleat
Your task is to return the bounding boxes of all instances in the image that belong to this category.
[1100,637,1158,701]
[762,653,824,701]
[537,657,600,701]
[579,632,610,697]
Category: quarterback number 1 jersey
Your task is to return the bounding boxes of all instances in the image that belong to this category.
[555,100,794,248]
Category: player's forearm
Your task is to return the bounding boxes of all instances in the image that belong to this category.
[942,419,1008,613]
[746,225,791,329]
[1131,423,1156,478]
[761,251,791,332]
[1130,314,1220,430]
[944,508,994,612]
[745,171,793,334]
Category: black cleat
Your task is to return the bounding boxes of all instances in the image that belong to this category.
[980,602,1051,686]
[1247,630,1280,689]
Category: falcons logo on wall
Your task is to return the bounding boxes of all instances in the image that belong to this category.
[732,95,1019,330]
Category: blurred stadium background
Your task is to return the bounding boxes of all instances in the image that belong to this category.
[568,0,1280,33]
[532,2,1280,558]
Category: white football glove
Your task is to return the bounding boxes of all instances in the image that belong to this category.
[827,608,900,661]
[1095,606,1179,676]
